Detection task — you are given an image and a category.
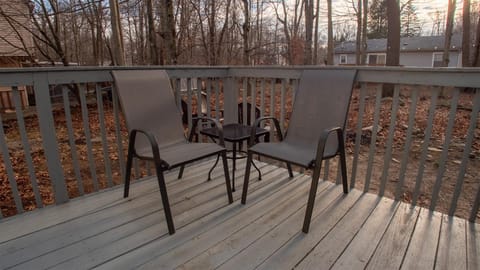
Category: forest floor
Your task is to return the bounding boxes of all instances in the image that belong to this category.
[0,86,479,221]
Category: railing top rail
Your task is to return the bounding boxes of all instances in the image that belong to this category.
[1,66,480,87]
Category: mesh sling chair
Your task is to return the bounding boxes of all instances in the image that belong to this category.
[111,70,233,235]
[241,69,357,233]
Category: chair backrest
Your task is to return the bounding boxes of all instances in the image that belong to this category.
[285,69,357,154]
[111,70,185,151]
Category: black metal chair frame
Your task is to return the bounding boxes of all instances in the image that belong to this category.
[241,69,357,234]
[112,70,233,235]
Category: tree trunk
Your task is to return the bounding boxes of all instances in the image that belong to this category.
[327,0,334,65]
[159,0,177,65]
[386,0,400,67]
[146,0,159,65]
[108,0,125,66]
[208,0,216,65]
[384,0,400,96]
[313,0,320,64]
[462,0,471,67]
[304,0,314,65]
[241,0,250,65]
[474,15,480,66]
[361,0,368,64]
[355,0,362,65]
[442,0,457,67]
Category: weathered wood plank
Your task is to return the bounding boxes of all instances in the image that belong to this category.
[466,222,480,270]
[401,209,442,270]
[0,158,476,270]
[295,193,380,270]
[176,175,318,270]
[331,197,399,270]
[136,174,306,269]
[11,163,275,269]
[96,169,302,269]
[365,202,421,270]
[0,158,225,244]
[435,215,467,270]
[219,185,358,270]
[252,189,363,270]
[0,161,245,268]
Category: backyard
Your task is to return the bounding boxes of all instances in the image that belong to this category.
[0,82,479,222]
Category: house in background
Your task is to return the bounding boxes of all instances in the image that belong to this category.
[334,34,462,67]
[0,0,34,111]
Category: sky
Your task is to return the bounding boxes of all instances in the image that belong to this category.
[325,0,463,37]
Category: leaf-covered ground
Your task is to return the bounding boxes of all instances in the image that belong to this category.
[1,86,479,221]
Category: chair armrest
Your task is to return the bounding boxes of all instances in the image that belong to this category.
[129,129,169,169]
[190,116,225,146]
[249,116,284,146]
[313,127,344,167]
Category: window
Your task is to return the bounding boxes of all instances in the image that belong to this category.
[340,54,347,65]
[367,53,386,66]
[432,52,443,67]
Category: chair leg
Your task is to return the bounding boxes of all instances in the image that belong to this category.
[124,145,134,198]
[339,141,349,194]
[339,152,349,194]
[207,154,221,181]
[251,160,262,180]
[302,162,323,234]
[287,163,293,178]
[154,162,175,235]
[241,151,253,204]
[178,165,185,179]
[221,152,234,203]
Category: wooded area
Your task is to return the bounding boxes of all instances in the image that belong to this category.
[1,0,480,67]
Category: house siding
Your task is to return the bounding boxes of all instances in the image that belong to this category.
[334,35,463,67]
[0,0,33,57]
[335,51,462,67]
[400,51,461,67]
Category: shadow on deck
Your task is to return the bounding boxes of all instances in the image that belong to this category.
[0,159,479,270]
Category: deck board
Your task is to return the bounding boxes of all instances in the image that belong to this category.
[0,158,478,270]
[365,202,420,270]
[330,197,399,270]
[295,193,380,270]
[436,215,467,270]
[401,209,442,270]
[467,222,480,270]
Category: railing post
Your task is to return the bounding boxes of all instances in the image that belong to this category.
[223,75,238,124]
[33,72,69,204]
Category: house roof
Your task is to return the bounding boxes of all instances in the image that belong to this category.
[334,34,462,54]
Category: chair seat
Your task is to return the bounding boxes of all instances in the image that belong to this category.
[249,140,339,168]
[137,142,224,168]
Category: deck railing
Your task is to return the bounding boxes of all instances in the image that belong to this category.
[0,66,478,222]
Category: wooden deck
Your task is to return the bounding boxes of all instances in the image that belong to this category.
[1,159,479,270]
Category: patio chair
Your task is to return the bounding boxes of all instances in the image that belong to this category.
[241,69,357,233]
[111,70,233,235]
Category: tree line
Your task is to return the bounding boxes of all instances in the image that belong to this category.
[1,0,479,67]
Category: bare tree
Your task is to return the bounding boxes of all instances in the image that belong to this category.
[442,0,457,67]
[355,0,362,65]
[146,0,159,64]
[159,0,177,64]
[361,0,368,64]
[313,0,320,64]
[462,0,471,66]
[474,15,480,66]
[327,0,334,65]
[241,0,251,65]
[304,0,314,64]
[386,0,400,67]
[272,0,304,65]
[109,0,125,65]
